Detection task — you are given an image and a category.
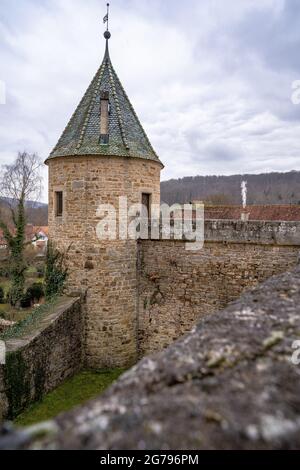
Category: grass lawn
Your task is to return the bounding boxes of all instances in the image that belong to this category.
[0,277,11,295]
[15,369,126,427]
[0,303,32,322]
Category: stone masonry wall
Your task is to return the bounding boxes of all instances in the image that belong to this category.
[48,155,162,368]
[3,265,300,450]
[0,297,84,421]
[138,221,300,357]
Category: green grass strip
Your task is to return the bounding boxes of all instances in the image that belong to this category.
[15,368,125,426]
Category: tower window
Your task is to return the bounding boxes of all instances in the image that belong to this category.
[100,91,109,144]
[142,193,151,222]
[55,191,63,217]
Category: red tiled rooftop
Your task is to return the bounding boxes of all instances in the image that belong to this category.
[0,225,49,242]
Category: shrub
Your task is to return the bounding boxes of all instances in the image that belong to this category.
[0,266,9,278]
[36,265,45,279]
[26,283,45,303]
[0,286,5,304]
[20,291,32,309]
[45,242,69,300]
[5,289,10,304]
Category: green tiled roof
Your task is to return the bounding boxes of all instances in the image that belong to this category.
[46,40,162,165]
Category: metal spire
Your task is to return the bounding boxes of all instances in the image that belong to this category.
[103,3,111,40]
[106,3,110,32]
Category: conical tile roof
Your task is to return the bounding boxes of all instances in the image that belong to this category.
[47,39,162,165]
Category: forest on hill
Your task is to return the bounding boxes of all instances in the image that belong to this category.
[161,171,300,206]
[2,170,300,223]
[0,198,48,226]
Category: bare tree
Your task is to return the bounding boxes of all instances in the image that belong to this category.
[0,152,42,306]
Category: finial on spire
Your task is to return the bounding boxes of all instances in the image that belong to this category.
[103,3,111,40]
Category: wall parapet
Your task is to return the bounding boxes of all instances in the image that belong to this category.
[0,296,84,421]
[138,222,300,357]
[145,220,300,246]
[203,220,300,246]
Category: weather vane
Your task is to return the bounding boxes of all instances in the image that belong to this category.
[103,3,110,34]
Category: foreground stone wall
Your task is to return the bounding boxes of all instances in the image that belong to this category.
[0,297,84,421]
[3,265,300,450]
[138,221,300,356]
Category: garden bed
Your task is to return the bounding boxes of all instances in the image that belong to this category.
[0,303,33,324]
[0,266,45,324]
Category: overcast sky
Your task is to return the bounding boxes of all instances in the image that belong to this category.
[1,0,300,201]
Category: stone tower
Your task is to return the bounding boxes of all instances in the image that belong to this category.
[46,26,163,367]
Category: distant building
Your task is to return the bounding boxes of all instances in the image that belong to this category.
[31,226,49,255]
[0,225,49,255]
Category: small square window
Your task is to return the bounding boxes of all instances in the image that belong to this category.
[55,191,63,217]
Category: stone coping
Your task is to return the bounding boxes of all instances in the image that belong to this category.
[143,220,300,246]
[4,297,80,353]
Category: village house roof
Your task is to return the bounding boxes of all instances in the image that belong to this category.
[0,225,49,245]
[46,32,162,166]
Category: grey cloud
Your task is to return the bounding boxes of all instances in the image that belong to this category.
[204,143,243,163]
[232,0,300,73]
